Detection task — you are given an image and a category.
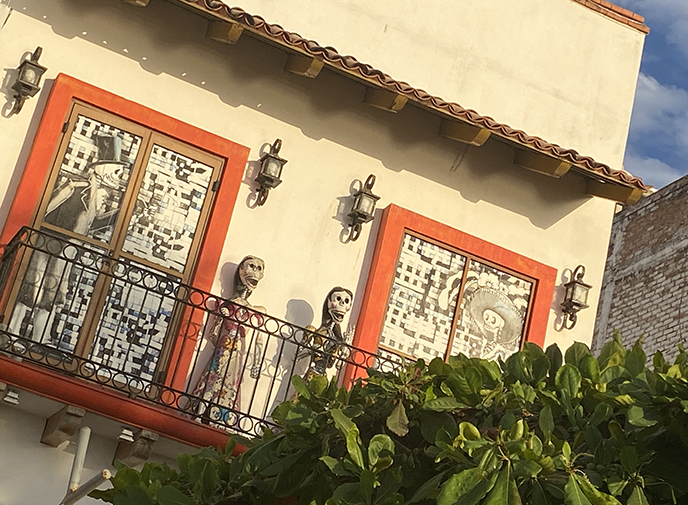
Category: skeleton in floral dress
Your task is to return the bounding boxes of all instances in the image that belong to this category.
[191,256,266,423]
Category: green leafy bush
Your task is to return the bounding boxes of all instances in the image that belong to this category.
[91,334,688,505]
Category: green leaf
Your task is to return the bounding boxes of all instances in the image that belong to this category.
[331,408,355,434]
[460,422,482,441]
[156,486,193,505]
[423,397,466,412]
[513,459,542,478]
[539,404,555,436]
[368,434,394,468]
[437,468,483,505]
[347,425,365,469]
[620,446,637,474]
[291,375,311,399]
[565,342,592,368]
[625,346,647,377]
[546,344,563,377]
[309,374,328,395]
[421,411,458,443]
[574,473,622,505]
[360,469,377,504]
[429,357,451,376]
[599,366,629,384]
[564,474,593,505]
[321,455,354,477]
[333,483,365,504]
[579,355,600,383]
[627,406,657,427]
[628,486,650,505]
[484,464,521,505]
[386,402,409,437]
[556,365,582,397]
[407,471,446,504]
[587,403,612,428]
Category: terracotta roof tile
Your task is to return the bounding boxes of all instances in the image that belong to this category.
[176,0,650,191]
[573,0,649,33]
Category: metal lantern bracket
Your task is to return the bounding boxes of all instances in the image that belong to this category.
[561,264,592,330]
[255,138,287,206]
[11,46,47,115]
[347,174,380,242]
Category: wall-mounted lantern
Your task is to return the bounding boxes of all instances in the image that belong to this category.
[561,264,592,329]
[347,174,380,241]
[11,47,47,115]
[255,138,287,206]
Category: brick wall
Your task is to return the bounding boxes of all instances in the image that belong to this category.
[592,174,688,361]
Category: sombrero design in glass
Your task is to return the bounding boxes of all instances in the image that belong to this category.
[379,233,533,363]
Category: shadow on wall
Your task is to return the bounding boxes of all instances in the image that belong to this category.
[9,0,590,230]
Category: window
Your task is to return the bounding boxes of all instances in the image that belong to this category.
[352,205,556,366]
[0,74,249,383]
[379,232,534,362]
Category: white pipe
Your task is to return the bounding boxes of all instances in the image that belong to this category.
[68,427,91,493]
[60,469,111,505]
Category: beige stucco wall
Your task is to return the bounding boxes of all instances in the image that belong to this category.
[234,0,645,169]
[0,0,622,354]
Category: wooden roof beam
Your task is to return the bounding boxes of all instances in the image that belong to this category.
[363,88,408,112]
[284,54,324,78]
[206,21,244,44]
[514,149,571,177]
[586,179,644,205]
[122,0,150,6]
[439,119,491,146]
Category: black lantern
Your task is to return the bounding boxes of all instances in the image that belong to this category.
[255,139,287,206]
[11,47,47,115]
[347,174,380,241]
[561,264,592,329]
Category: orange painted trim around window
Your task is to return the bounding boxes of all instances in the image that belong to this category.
[349,204,556,379]
[0,73,250,296]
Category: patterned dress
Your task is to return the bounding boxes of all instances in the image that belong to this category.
[192,303,253,423]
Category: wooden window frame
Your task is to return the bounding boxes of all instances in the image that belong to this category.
[0,73,250,295]
[350,204,556,372]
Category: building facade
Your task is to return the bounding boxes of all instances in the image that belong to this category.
[593,175,688,360]
[0,0,647,502]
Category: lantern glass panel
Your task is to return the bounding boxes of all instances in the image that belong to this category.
[22,66,38,85]
[573,283,589,305]
[264,157,282,178]
[357,194,376,217]
[565,283,574,302]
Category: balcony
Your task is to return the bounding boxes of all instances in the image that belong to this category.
[0,227,403,445]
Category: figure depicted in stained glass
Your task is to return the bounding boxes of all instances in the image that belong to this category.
[10,134,131,345]
[191,256,266,423]
[302,287,353,380]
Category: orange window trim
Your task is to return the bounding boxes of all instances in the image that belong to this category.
[351,204,556,368]
[0,73,250,294]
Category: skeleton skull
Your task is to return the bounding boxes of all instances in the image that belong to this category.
[482,309,505,334]
[94,162,128,189]
[238,257,265,289]
[327,289,352,323]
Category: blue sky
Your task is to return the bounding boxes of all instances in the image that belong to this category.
[615,0,688,188]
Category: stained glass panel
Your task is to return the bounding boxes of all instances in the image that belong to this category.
[450,260,532,360]
[380,234,466,363]
[121,144,214,273]
[42,115,141,244]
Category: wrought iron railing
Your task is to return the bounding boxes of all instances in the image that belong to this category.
[0,227,405,436]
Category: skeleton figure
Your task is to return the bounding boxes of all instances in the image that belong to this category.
[191,256,266,421]
[302,287,353,379]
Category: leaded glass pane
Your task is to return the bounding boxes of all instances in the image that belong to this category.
[121,144,214,273]
[450,260,532,360]
[42,115,140,244]
[380,233,466,363]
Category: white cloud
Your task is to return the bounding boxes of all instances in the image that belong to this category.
[629,73,688,155]
[623,153,683,188]
[616,0,688,60]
